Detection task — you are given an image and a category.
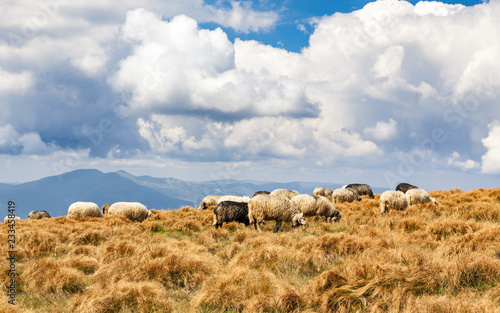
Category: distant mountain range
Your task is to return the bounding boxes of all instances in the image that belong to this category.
[0,169,387,219]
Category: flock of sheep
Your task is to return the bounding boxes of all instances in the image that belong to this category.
[200,182,438,233]
[4,182,438,232]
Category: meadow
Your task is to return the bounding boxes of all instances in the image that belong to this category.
[1,188,500,312]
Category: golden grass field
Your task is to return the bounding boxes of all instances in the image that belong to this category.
[1,188,500,312]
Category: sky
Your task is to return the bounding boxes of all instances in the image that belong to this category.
[1,0,499,191]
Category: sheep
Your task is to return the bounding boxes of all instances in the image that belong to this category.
[291,194,342,222]
[248,194,306,233]
[101,203,111,215]
[213,201,250,228]
[107,202,150,222]
[396,183,418,193]
[4,216,21,223]
[198,195,222,210]
[324,188,334,196]
[270,189,300,200]
[252,190,270,197]
[67,202,103,219]
[313,187,325,196]
[28,210,51,219]
[217,195,250,204]
[406,189,438,205]
[331,188,361,203]
[343,184,374,198]
[379,190,408,214]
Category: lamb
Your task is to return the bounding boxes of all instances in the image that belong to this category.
[248,194,306,233]
[313,187,325,196]
[217,195,250,204]
[28,210,51,219]
[343,184,374,198]
[405,189,438,205]
[379,190,408,214]
[4,216,21,223]
[331,188,361,203]
[107,202,150,222]
[198,195,222,210]
[291,194,342,222]
[67,202,103,219]
[252,190,270,197]
[396,183,418,193]
[213,201,250,228]
[101,203,111,215]
[270,189,300,200]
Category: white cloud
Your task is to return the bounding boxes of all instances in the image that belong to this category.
[0,68,33,92]
[363,118,398,141]
[447,152,480,170]
[0,124,56,155]
[481,121,500,174]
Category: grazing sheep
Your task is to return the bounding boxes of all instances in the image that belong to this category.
[68,202,103,219]
[101,203,111,215]
[343,184,374,198]
[107,202,150,222]
[248,194,306,233]
[213,201,250,228]
[199,195,222,210]
[217,195,250,204]
[331,188,361,203]
[406,189,438,205]
[28,210,51,219]
[291,194,342,222]
[396,183,418,193]
[324,188,334,196]
[4,216,21,223]
[270,189,300,200]
[252,190,270,197]
[379,190,408,214]
[313,187,325,196]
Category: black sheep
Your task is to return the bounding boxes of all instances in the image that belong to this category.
[213,201,250,228]
[344,183,374,198]
[396,182,418,193]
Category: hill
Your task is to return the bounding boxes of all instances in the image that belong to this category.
[1,188,499,312]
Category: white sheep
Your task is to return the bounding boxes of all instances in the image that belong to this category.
[291,194,342,222]
[248,194,306,233]
[324,188,334,196]
[331,188,361,203]
[379,190,408,214]
[217,195,250,204]
[313,187,325,196]
[405,189,438,205]
[199,195,222,210]
[107,202,150,222]
[270,189,300,200]
[4,216,21,223]
[67,202,103,219]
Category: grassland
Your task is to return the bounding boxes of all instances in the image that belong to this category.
[1,188,500,312]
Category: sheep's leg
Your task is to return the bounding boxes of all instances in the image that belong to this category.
[274,220,282,233]
[256,220,263,233]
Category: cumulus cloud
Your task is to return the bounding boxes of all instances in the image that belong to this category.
[447,152,480,170]
[363,118,398,141]
[0,124,56,155]
[481,121,500,174]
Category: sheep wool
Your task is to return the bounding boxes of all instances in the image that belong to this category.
[199,195,222,210]
[217,196,250,204]
[101,203,111,215]
[107,202,150,222]
[331,188,361,203]
[4,216,21,223]
[28,210,51,219]
[396,183,418,193]
[252,191,270,197]
[270,189,300,200]
[406,189,438,205]
[379,190,408,214]
[68,202,103,219]
[248,194,306,233]
[291,194,342,222]
[313,187,325,196]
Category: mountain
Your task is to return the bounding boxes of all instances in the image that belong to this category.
[0,169,388,219]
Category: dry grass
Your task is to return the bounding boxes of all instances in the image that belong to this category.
[1,189,499,312]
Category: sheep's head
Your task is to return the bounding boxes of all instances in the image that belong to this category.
[329,209,342,222]
[292,213,306,228]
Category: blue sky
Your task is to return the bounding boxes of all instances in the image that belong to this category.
[0,0,499,190]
